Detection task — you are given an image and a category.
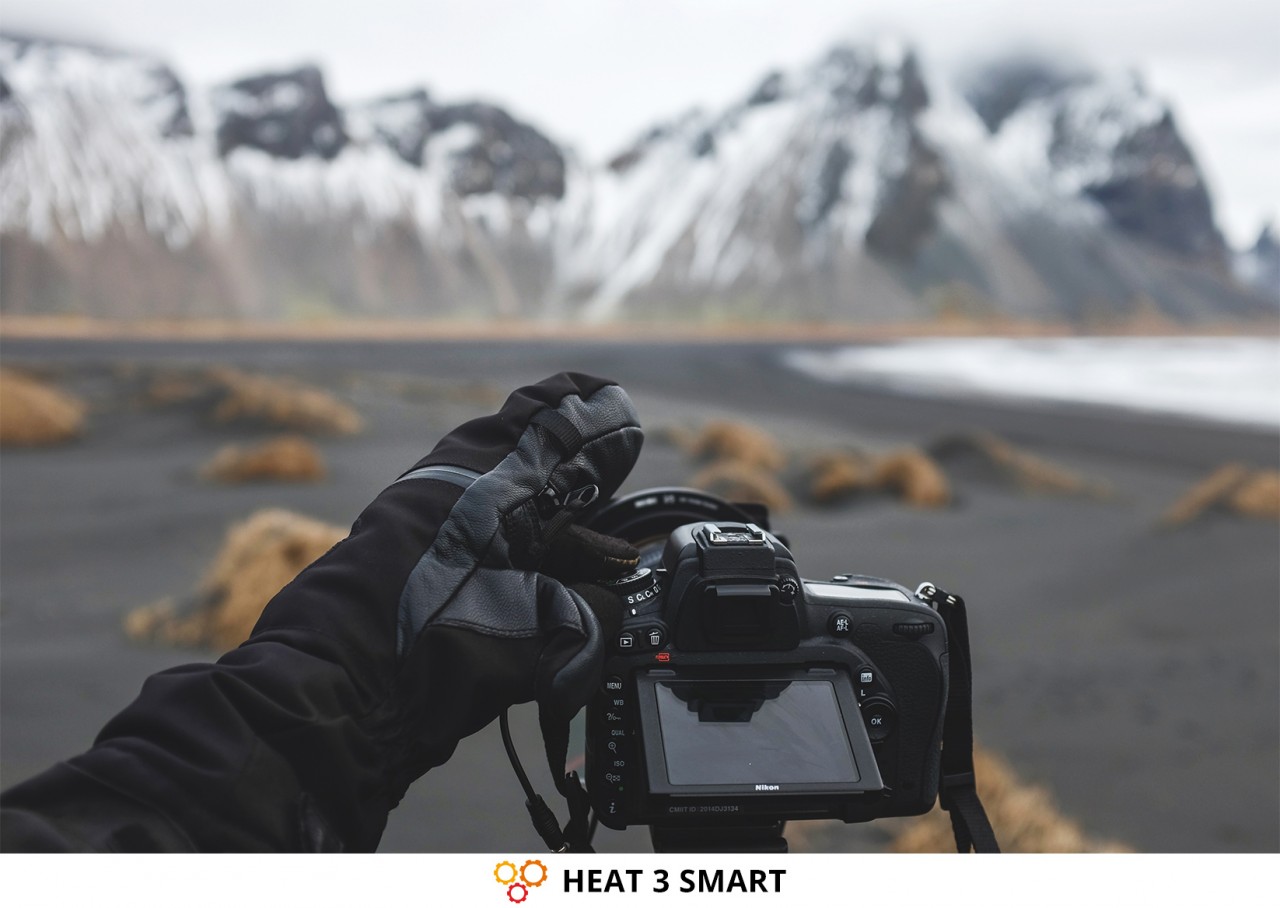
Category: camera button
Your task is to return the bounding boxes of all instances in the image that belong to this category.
[616,632,636,651]
[862,698,896,742]
[604,676,624,692]
[829,612,853,636]
[644,626,666,648]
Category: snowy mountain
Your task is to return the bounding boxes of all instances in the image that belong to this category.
[0,32,1273,324]
[1235,224,1280,298]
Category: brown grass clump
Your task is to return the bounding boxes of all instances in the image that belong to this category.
[1162,464,1280,527]
[1229,470,1280,520]
[200,435,327,483]
[0,368,87,447]
[690,459,793,513]
[872,449,951,509]
[125,509,346,650]
[143,370,214,407]
[931,431,1111,499]
[651,424,700,455]
[807,450,875,504]
[690,420,787,473]
[208,368,363,435]
[141,366,364,435]
[1160,463,1250,527]
[891,746,1131,853]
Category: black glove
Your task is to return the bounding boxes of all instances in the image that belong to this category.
[0,372,642,852]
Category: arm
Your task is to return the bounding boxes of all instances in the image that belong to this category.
[0,372,642,852]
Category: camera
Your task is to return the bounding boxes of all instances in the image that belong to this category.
[581,488,949,835]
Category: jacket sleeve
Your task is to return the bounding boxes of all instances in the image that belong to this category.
[0,371,643,853]
[0,462,466,853]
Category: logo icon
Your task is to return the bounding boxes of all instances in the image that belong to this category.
[494,859,548,903]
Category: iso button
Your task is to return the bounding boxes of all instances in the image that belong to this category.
[861,697,896,742]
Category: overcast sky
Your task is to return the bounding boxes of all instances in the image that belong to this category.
[7,0,1278,248]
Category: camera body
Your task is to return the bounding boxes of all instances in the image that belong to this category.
[584,515,949,831]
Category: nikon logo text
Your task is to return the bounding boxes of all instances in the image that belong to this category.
[754,784,780,791]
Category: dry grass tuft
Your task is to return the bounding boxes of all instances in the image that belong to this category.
[807,450,875,504]
[872,449,951,509]
[1160,463,1251,527]
[651,424,700,455]
[891,746,1131,853]
[208,368,363,435]
[1162,464,1280,527]
[0,368,87,447]
[200,435,328,483]
[690,420,787,473]
[144,370,214,407]
[690,459,793,513]
[931,431,1111,499]
[125,509,346,650]
[1229,470,1280,520]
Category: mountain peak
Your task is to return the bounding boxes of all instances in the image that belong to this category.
[0,34,1272,322]
[212,64,345,160]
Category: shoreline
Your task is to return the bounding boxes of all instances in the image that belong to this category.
[2,314,1276,344]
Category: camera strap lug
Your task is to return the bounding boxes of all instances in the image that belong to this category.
[916,583,1001,854]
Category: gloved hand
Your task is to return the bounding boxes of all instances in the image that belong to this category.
[0,373,642,852]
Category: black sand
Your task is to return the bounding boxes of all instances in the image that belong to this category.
[1,337,1276,852]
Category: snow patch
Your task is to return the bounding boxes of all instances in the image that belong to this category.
[784,337,1280,429]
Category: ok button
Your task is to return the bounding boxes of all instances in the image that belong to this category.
[861,698,896,742]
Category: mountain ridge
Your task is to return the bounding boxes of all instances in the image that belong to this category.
[1,31,1274,324]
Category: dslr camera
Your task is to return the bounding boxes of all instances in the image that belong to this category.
[580,488,950,842]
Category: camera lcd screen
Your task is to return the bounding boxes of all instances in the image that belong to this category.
[651,678,860,786]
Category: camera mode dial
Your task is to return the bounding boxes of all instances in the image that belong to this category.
[604,567,663,613]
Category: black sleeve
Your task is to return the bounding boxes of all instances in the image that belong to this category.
[1,371,642,853]
[0,474,461,853]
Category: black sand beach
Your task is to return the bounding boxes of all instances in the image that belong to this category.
[1,337,1276,852]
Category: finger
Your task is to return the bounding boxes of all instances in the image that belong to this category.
[540,524,640,584]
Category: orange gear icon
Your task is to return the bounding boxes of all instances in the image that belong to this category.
[494,861,518,885]
[507,882,529,904]
[520,859,548,888]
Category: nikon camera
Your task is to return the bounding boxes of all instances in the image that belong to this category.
[582,489,949,832]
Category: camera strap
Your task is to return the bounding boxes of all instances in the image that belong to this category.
[917,583,1001,854]
[500,710,595,853]
[542,712,596,853]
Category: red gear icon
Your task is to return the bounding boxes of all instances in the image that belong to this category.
[507,882,529,904]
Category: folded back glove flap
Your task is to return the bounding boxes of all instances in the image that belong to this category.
[0,373,642,852]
